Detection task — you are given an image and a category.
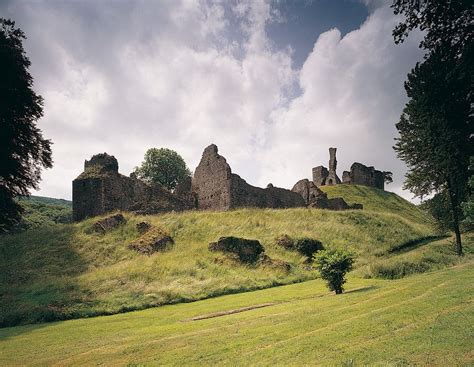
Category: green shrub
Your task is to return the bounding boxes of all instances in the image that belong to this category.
[368,260,430,279]
[294,238,324,259]
[314,248,355,294]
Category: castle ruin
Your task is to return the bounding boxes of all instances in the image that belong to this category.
[72,153,195,221]
[191,144,305,210]
[72,144,389,220]
[312,148,386,190]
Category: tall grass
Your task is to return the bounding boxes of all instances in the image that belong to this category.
[0,186,436,326]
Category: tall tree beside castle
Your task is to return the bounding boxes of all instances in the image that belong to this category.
[391,0,473,255]
[0,18,52,232]
[133,148,191,191]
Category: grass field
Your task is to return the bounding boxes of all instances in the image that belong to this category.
[0,262,472,366]
[1,185,442,327]
[2,185,470,329]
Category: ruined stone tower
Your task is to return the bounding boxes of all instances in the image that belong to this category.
[326,147,341,185]
[311,148,387,190]
[312,147,341,186]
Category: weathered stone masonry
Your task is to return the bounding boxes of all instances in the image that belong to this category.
[192,144,305,210]
[72,153,194,221]
[72,144,388,220]
[313,148,386,190]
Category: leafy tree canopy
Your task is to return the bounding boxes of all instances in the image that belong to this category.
[133,148,191,191]
[392,0,473,54]
[0,18,52,232]
[391,1,473,255]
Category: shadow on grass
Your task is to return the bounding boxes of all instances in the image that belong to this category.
[0,224,89,331]
[388,235,447,254]
[344,285,379,294]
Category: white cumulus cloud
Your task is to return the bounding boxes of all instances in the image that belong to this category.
[1,0,423,201]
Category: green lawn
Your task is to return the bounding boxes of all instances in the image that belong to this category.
[0,263,472,366]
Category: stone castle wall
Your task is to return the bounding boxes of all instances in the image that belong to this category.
[72,145,386,220]
[192,145,305,210]
[73,153,194,221]
[312,148,385,190]
[349,163,384,190]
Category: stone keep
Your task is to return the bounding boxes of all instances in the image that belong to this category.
[72,153,194,221]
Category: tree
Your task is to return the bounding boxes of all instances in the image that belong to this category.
[0,19,52,232]
[133,148,191,191]
[462,157,474,231]
[383,171,393,185]
[314,248,354,295]
[419,190,455,234]
[391,1,473,255]
[392,0,472,55]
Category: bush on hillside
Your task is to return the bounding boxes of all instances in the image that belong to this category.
[314,248,355,294]
[294,238,324,259]
[275,235,324,260]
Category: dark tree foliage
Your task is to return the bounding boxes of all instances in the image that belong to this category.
[419,190,455,234]
[0,19,52,232]
[383,171,393,185]
[462,157,474,231]
[293,237,324,259]
[391,1,473,255]
[392,0,473,54]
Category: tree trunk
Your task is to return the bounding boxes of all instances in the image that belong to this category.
[447,180,463,256]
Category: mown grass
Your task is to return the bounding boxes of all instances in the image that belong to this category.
[0,263,472,366]
[0,186,448,327]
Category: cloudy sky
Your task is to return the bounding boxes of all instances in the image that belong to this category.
[2,0,424,201]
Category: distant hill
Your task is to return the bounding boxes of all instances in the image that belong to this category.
[26,195,72,206]
[15,195,72,230]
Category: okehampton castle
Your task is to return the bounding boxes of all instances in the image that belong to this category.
[73,145,388,221]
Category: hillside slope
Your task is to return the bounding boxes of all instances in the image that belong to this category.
[320,184,426,223]
[0,186,446,327]
[1,263,472,365]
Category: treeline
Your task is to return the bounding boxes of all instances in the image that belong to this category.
[11,196,72,231]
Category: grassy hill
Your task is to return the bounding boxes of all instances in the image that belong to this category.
[0,186,468,328]
[0,262,472,365]
[320,184,427,223]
